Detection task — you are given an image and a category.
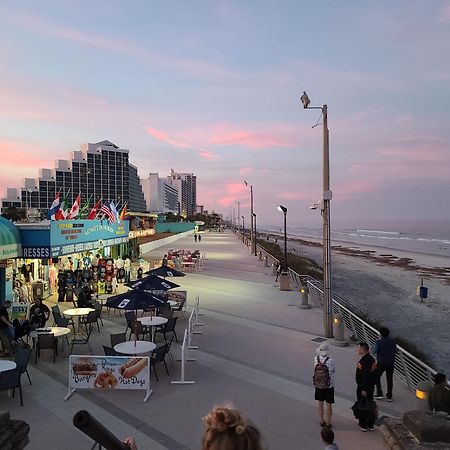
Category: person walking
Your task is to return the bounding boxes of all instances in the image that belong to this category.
[198,234,202,242]
[374,327,397,402]
[194,233,198,242]
[313,343,335,428]
[355,342,377,431]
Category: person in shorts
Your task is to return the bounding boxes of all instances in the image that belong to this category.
[314,343,335,428]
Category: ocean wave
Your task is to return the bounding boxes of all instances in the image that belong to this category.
[356,229,401,235]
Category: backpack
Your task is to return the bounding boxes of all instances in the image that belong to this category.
[313,356,330,389]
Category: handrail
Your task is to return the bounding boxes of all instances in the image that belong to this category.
[250,238,438,391]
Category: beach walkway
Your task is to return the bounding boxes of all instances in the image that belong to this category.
[2,230,416,450]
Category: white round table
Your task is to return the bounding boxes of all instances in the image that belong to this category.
[63,308,95,317]
[29,327,71,339]
[138,316,167,341]
[0,360,16,373]
[114,340,156,355]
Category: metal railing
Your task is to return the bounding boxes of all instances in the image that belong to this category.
[247,237,438,391]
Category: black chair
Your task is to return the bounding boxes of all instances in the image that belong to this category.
[14,347,32,385]
[54,316,71,345]
[81,310,100,333]
[172,298,186,318]
[158,304,173,319]
[35,333,57,364]
[93,301,103,327]
[150,343,170,382]
[124,311,136,336]
[103,345,118,356]
[0,368,23,406]
[110,332,126,348]
[129,321,149,341]
[70,324,94,355]
[155,317,178,343]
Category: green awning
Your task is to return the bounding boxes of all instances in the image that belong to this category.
[0,217,22,260]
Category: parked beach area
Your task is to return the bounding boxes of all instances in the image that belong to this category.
[265,231,450,375]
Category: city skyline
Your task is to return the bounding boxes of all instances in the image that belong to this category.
[1,1,450,226]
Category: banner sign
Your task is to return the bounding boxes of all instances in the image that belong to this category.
[22,246,51,259]
[65,355,151,402]
[50,220,129,257]
[128,229,155,239]
[166,290,187,304]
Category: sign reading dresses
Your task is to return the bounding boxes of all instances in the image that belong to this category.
[65,355,151,402]
[50,220,129,257]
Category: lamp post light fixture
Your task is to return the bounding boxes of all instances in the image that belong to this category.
[236,201,240,234]
[252,212,257,252]
[301,91,333,338]
[241,215,245,243]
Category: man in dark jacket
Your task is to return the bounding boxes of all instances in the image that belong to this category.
[355,342,377,431]
[374,327,397,402]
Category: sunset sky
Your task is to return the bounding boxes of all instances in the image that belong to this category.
[1,1,450,226]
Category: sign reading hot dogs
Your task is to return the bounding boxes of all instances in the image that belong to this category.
[66,355,151,402]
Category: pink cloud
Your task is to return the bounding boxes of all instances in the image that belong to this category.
[439,5,450,23]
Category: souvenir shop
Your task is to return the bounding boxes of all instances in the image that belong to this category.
[15,219,130,302]
[126,212,157,259]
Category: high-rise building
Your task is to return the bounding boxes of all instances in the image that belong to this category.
[166,170,197,217]
[1,140,147,216]
[141,173,178,214]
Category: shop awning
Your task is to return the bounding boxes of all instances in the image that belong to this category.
[0,217,22,260]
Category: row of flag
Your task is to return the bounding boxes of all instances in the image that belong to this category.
[47,191,127,223]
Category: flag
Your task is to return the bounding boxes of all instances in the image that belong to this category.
[110,201,120,223]
[47,191,61,220]
[67,194,81,219]
[78,195,92,219]
[87,199,101,220]
[100,202,115,223]
[55,193,69,220]
[119,203,127,221]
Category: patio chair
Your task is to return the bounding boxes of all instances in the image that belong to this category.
[70,323,94,355]
[150,343,169,381]
[35,333,57,364]
[54,316,71,345]
[172,298,186,319]
[0,368,23,406]
[129,321,149,341]
[14,347,32,385]
[158,304,173,319]
[93,301,104,327]
[124,311,136,336]
[103,345,118,356]
[81,310,100,334]
[155,317,178,343]
[110,332,126,348]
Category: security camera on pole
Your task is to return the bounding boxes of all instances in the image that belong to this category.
[301,91,333,338]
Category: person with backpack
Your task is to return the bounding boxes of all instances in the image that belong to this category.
[313,343,335,428]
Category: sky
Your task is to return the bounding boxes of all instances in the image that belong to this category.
[1,1,450,228]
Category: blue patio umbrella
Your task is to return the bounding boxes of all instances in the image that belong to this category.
[144,266,186,278]
[125,275,180,292]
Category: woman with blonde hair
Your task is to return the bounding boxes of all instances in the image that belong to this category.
[124,405,264,450]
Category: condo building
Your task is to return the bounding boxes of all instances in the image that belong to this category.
[166,170,197,217]
[141,173,179,214]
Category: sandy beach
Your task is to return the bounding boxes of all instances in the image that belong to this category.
[264,232,450,374]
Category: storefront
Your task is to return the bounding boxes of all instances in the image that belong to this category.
[0,217,22,303]
[126,212,157,258]
[15,219,129,301]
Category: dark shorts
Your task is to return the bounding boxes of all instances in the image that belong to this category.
[315,387,334,403]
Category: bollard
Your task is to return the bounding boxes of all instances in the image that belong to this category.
[272,263,277,276]
[332,313,349,347]
[264,256,269,267]
[258,251,262,261]
[416,381,433,411]
[279,272,291,291]
[299,284,311,309]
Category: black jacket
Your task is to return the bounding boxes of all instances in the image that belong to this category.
[356,353,377,390]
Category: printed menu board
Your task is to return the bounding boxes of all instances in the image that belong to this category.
[68,355,150,391]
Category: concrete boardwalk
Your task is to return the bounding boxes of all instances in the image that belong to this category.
[1,231,416,449]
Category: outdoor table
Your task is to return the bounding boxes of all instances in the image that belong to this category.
[30,327,71,353]
[138,316,168,341]
[0,360,16,373]
[63,308,95,332]
[114,340,156,356]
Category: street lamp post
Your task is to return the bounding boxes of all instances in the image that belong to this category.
[236,201,240,233]
[244,181,256,256]
[241,216,245,243]
[300,91,333,338]
[252,212,257,252]
[276,205,288,271]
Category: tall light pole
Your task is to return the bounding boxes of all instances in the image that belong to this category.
[244,181,256,256]
[236,201,240,233]
[300,91,333,338]
[276,205,288,271]
[241,216,245,243]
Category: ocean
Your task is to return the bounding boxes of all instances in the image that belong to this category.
[263,220,450,259]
